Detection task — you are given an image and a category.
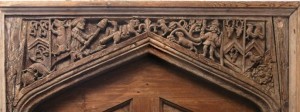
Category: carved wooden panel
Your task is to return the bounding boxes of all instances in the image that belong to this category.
[2,3,291,112]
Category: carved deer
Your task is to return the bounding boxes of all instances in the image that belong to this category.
[225,20,235,38]
[235,20,244,38]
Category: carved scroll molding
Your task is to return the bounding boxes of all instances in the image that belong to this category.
[4,16,284,112]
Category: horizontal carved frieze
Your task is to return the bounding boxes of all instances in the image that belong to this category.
[5,16,279,111]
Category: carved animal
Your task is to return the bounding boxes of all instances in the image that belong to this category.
[157,19,171,36]
[99,19,140,45]
[175,31,200,53]
[245,51,262,70]
[225,20,235,38]
[21,68,37,87]
[246,24,254,40]
[253,24,264,39]
[20,63,50,87]
[51,19,68,56]
[120,19,140,38]
[246,24,264,40]
[235,20,244,37]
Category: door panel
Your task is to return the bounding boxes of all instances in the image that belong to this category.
[103,99,132,112]
[33,55,260,112]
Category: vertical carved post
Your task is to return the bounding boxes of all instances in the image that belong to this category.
[242,19,247,73]
[49,18,52,70]
[220,20,225,66]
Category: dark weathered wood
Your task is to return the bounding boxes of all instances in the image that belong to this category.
[0,2,295,112]
[2,16,281,112]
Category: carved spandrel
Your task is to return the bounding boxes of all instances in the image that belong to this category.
[21,18,273,87]
[7,17,277,109]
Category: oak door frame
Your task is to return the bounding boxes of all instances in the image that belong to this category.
[289,7,300,112]
[0,1,299,112]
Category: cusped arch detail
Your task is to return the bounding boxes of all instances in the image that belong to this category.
[14,33,278,112]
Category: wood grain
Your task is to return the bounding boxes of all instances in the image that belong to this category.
[273,17,290,112]
[34,55,259,112]
[289,7,300,112]
[0,1,299,8]
[0,13,5,112]
[0,1,297,112]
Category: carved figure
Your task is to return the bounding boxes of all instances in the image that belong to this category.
[70,17,91,61]
[69,18,108,61]
[81,18,108,51]
[105,20,118,36]
[51,19,68,56]
[175,31,200,53]
[200,20,222,61]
